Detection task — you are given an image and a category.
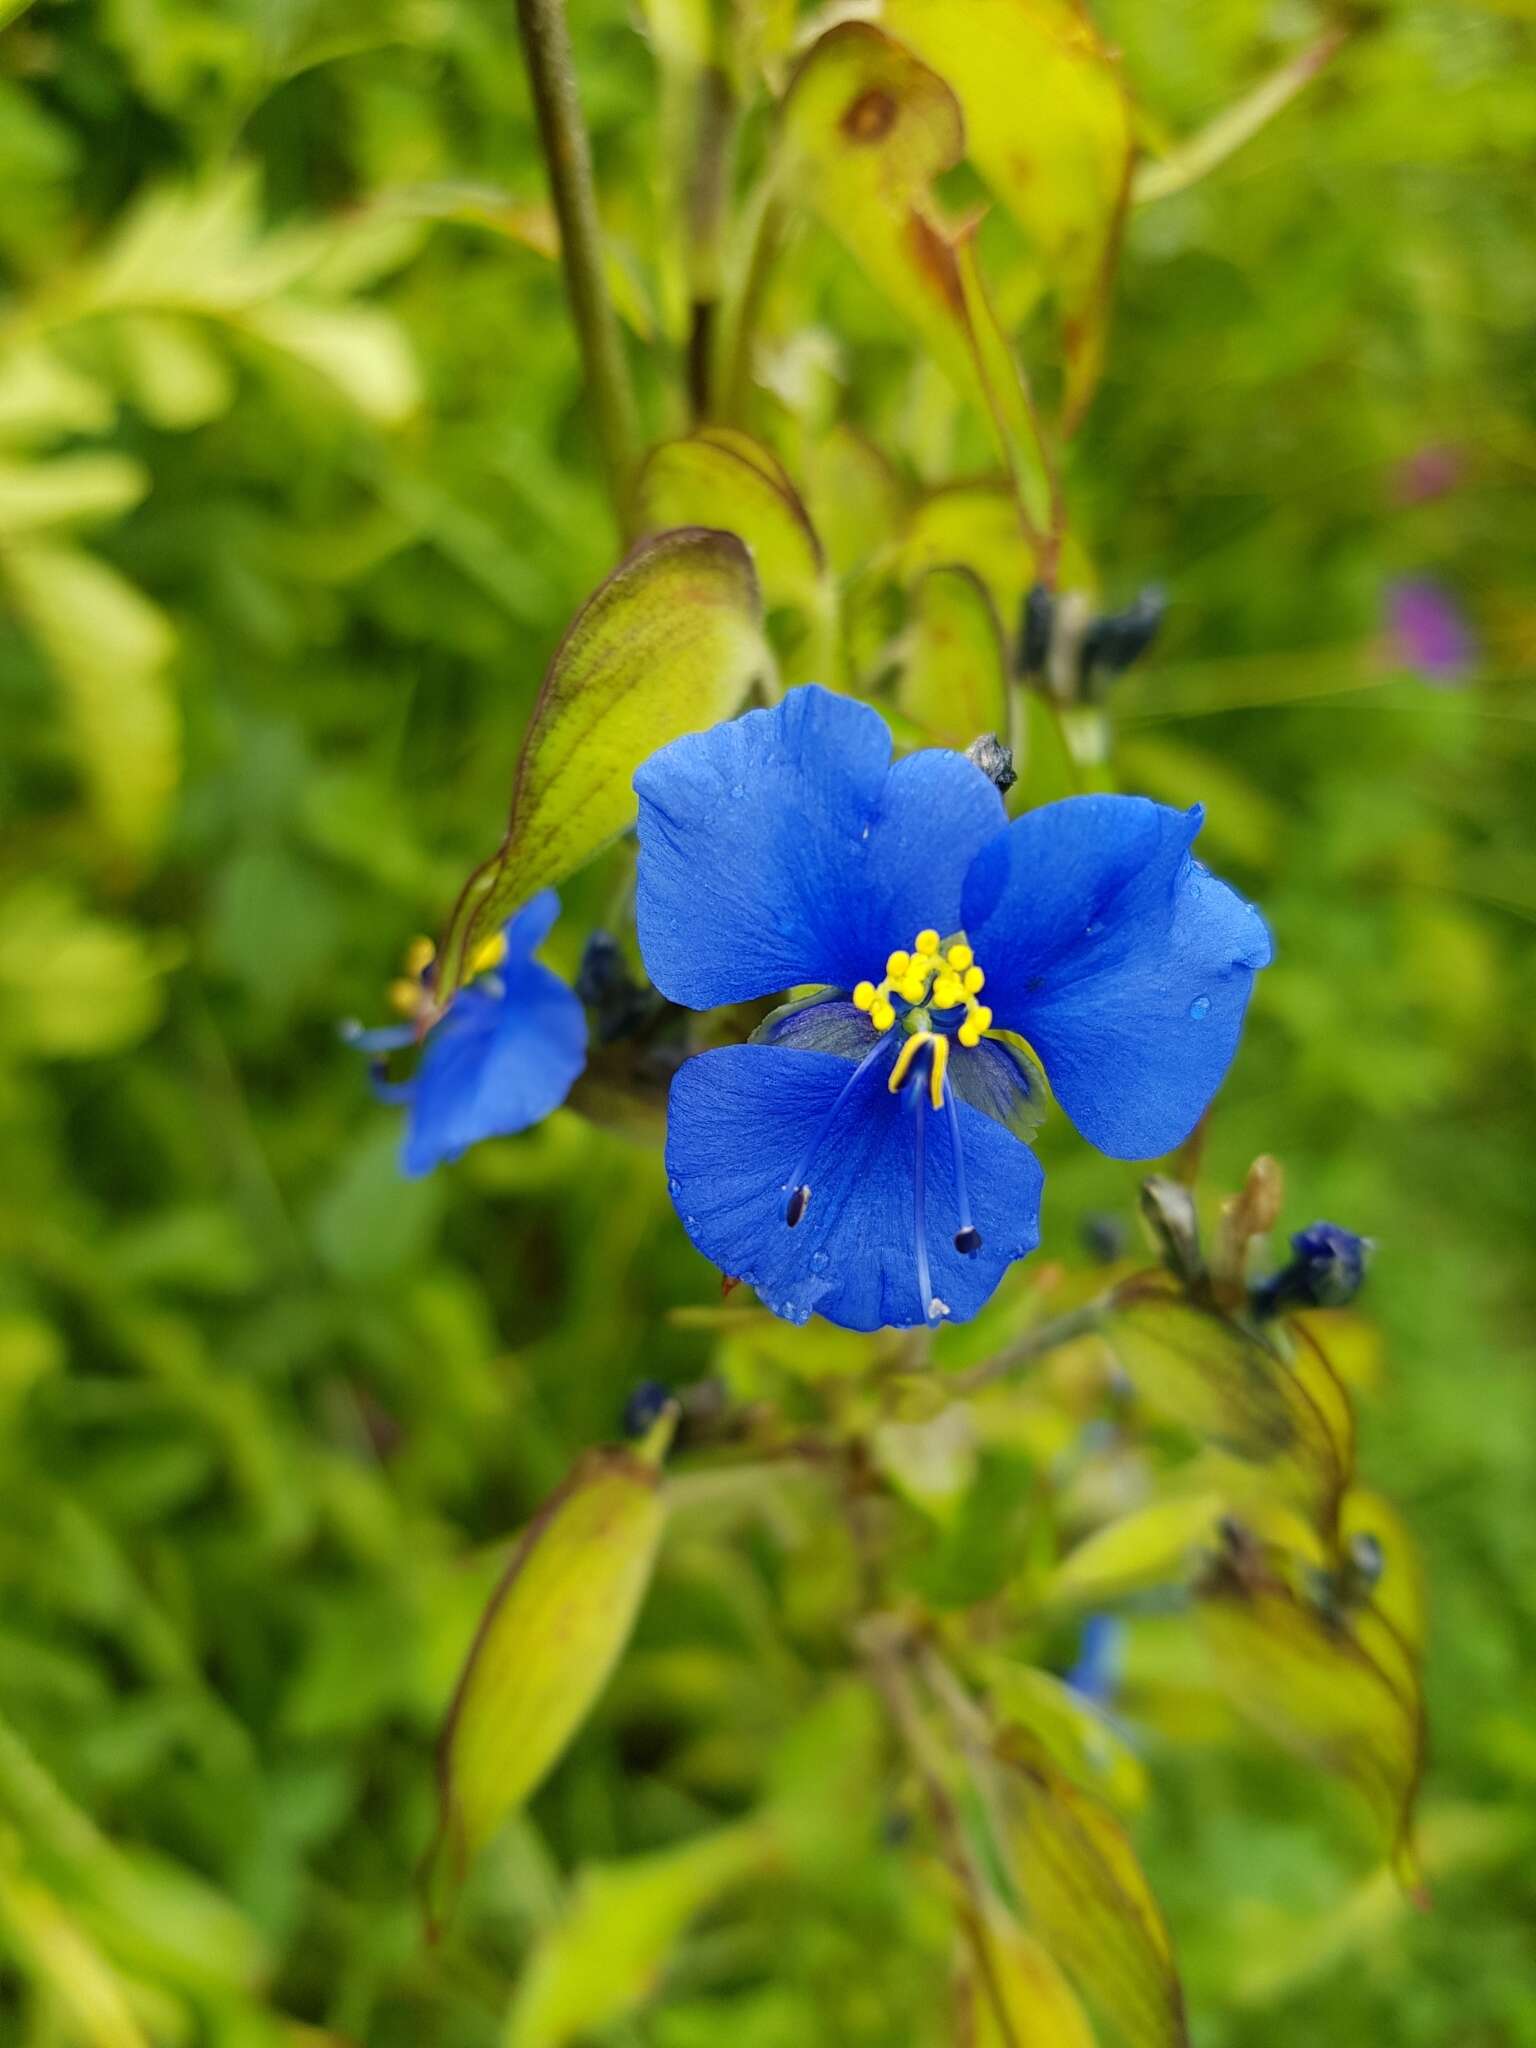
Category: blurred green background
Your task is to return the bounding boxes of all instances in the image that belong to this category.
[2,0,1534,2042]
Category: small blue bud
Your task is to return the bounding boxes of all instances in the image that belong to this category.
[1251,1220,1372,1319]
[622,1379,673,1439]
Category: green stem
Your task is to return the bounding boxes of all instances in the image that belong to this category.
[514,0,640,533]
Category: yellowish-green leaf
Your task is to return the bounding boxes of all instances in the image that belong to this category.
[0,1855,149,2048]
[1107,1281,1354,1539]
[0,453,148,536]
[1,541,179,865]
[0,343,115,444]
[965,1910,1098,2048]
[0,882,177,1059]
[435,526,766,1002]
[1340,1487,1426,1658]
[801,422,906,580]
[242,301,419,422]
[634,429,824,611]
[504,1822,775,2048]
[983,1662,1148,1814]
[898,565,1009,749]
[778,23,1048,521]
[999,1731,1188,2048]
[897,484,1047,625]
[1048,1493,1228,1610]
[885,0,1134,428]
[1195,1551,1426,1897]
[114,311,235,429]
[872,1403,979,1520]
[426,1425,673,1928]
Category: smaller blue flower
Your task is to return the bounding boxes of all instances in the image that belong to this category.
[1065,1613,1124,1707]
[347,892,586,1177]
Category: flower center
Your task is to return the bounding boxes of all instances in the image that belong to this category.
[850,927,995,1047]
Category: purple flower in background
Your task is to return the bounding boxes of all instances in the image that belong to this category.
[1386,578,1476,688]
[1391,444,1464,507]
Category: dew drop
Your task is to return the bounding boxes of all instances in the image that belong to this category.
[811,1249,830,1270]
[1188,994,1211,1021]
[729,781,746,799]
[668,1176,682,1195]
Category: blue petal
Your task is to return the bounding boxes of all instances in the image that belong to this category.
[402,926,586,1177]
[499,889,561,962]
[664,1042,1043,1332]
[962,797,1271,1160]
[635,685,1005,1008]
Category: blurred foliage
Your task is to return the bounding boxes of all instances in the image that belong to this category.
[2,0,1534,2044]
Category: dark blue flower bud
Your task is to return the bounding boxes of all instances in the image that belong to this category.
[1079,586,1166,700]
[1017,581,1054,677]
[1080,1211,1128,1265]
[578,930,663,1045]
[622,1379,673,1439]
[1251,1221,1372,1320]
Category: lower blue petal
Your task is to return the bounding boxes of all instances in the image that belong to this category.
[402,957,586,1176]
[962,796,1271,1160]
[664,1042,1044,1332]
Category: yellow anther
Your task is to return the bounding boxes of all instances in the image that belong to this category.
[946,943,974,972]
[915,929,941,956]
[853,980,877,1011]
[931,975,964,1010]
[888,1030,929,1093]
[927,1031,950,1110]
[963,965,985,994]
[958,1020,982,1048]
[898,973,928,1005]
[885,949,911,979]
[388,977,421,1017]
[971,1006,993,1034]
[871,999,897,1032]
[470,929,509,975]
[403,935,435,977]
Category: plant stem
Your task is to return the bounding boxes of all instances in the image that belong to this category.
[513,0,640,533]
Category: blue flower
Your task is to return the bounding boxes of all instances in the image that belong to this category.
[1251,1220,1371,1320]
[635,687,1271,1333]
[348,891,586,1177]
[1065,1613,1124,1707]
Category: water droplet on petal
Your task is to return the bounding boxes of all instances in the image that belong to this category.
[1188,994,1211,1021]
[811,1249,830,1270]
[668,1177,682,1195]
[729,782,746,799]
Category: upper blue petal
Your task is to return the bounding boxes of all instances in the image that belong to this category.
[635,685,1006,1008]
[664,1041,1043,1332]
[962,796,1271,1160]
[402,894,586,1175]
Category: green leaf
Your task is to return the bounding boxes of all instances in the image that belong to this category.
[426,1424,674,1930]
[983,1662,1149,1814]
[885,0,1135,427]
[504,1822,775,2048]
[1047,1493,1228,1611]
[0,454,148,535]
[1,540,179,865]
[898,564,1009,749]
[1195,1540,1426,1897]
[634,429,825,612]
[435,526,766,1002]
[0,882,177,1059]
[1106,1281,1355,1539]
[999,1730,1189,2048]
[113,312,235,429]
[964,1909,1098,2048]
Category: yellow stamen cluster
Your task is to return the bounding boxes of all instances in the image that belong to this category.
[851,931,995,1047]
[387,928,506,1019]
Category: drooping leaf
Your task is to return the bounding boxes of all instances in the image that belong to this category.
[1,541,179,867]
[1195,1544,1426,1897]
[883,0,1135,426]
[898,565,1009,749]
[0,453,148,535]
[962,1909,1098,2048]
[426,1420,674,1929]
[435,526,766,1002]
[997,1730,1189,2048]
[1047,1493,1228,1610]
[634,429,825,612]
[777,23,1050,524]
[983,1661,1148,1814]
[504,1822,775,2048]
[1106,1280,1354,1540]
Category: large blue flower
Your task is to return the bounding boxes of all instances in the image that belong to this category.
[350,891,587,1177]
[635,686,1270,1332]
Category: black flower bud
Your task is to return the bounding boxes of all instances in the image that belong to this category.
[963,732,1017,796]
